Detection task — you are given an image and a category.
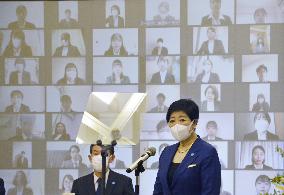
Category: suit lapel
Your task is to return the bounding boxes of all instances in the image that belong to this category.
[171,138,201,188]
[87,173,96,195]
[105,170,116,195]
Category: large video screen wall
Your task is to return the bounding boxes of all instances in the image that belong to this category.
[0,0,284,194]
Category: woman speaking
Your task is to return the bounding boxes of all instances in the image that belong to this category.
[153,99,221,195]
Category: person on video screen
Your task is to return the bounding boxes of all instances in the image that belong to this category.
[195,58,220,83]
[252,35,269,53]
[53,32,81,57]
[256,64,268,82]
[8,5,36,29]
[3,30,32,57]
[252,94,270,112]
[106,5,125,28]
[153,1,176,25]
[14,151,28,168]
[201,85,221,111]
[61,145,88,170]
[150,56,175,84]
[59,9,79,28]
[60,95,75,113]
[202,120,223,141]
[52,122,70,141]
[9,58,31,85]
[7,171,33,195]
[201,0,232,26]
[59,174,74,194]
[197,27,225,55]
[106,59,130,84]
[5,90,30,113]
[148,93,169,113]
[104,33,128,56]
[254,8,267,24]
[245,145,272,170]
[254,175,271,195]
[56,62,85,85]
[243,112,279,141]
[151,38,168,56]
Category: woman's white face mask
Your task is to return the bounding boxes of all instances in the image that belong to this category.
[255,119,269,133]
[170,121,194,141]
[91,155,109,172]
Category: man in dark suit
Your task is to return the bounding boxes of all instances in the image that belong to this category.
[5,90,30,113]
[8,5,35,29]
[53,32,81,57]
[197,27,225,55]
[202,120,223,141]
[148,93,169,113]
[71,144,135,195]
[59,9,79,28]
[0,177,5,195]
[62,145,88,169]
[14,151,28,168]
[9,58,31,85]
[150,56,175,84]
[201,0,232,26]
[243,112,279,140]
[151,38,168,56]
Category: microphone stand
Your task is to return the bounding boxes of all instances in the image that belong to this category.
[134,160,145,195]
[96,140,117,195]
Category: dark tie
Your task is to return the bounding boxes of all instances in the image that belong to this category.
[96,177,103,195]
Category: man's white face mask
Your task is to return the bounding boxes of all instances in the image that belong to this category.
[91,155,109,172]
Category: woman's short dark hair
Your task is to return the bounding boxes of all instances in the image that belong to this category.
[206,120,218,129]
[204,85,219,100]
[12,170,28,187]
[257,94,265,101]
[207,27,216,33]
[157,38,164,43]
[112,59,123,67]
[62,174,74,190]
[256,64,267,73]
[255,175,270,186]
[253,112,271,124]
[111,5,120,15]
[69,145,80,153]
[251,145,265,164]
[10,90,24,99]
[166,99,199,124]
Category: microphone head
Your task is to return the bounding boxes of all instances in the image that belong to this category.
[96,140,102,146]
[147,147,156,156]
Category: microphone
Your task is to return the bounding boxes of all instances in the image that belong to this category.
[126,147,156,173]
